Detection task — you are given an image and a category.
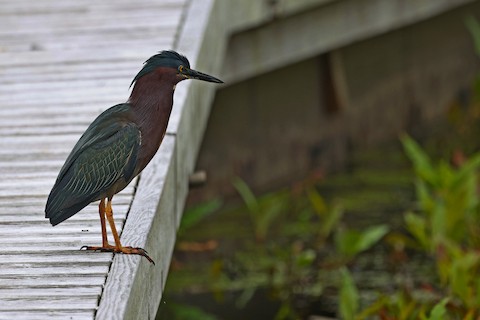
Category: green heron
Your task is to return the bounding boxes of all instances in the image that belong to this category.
[45,50,222,264]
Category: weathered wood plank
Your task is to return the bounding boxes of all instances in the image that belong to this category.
[0,67,136,84]
[0,246,111,254]
[0,78,128,94]
[0,298,98,311]
[0,276,106,288]
[1,38,173,54]
[0,265,109,276]
[0,311,94,320]
[0,253,112,264]
[0,48,160,67]
[0,0,183,15]
[0,17,181,37]
[0,287,102,298]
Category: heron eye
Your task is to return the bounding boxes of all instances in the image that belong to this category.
[178,65,184,73]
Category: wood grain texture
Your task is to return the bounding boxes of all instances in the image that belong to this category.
[0,0,186,318]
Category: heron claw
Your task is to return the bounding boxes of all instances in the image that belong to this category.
[80,245,155,264]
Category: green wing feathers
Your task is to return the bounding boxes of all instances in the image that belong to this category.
[46,123,140,226]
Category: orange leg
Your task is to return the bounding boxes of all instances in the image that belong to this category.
[81,197,155,265]
[105,197,122,249]
[81,199,115,251]
[99,199,113,248]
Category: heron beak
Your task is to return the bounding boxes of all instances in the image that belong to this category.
[183,68,223,83]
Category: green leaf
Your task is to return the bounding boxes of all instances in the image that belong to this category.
[453,152,480,187]
[426,298,449,320]
[431,201,446,244]
[339,268,359,320]
[255,200,284,240]
[437,160,454,188]
[404,212,429,249]
[274,302,295,320]
[335,227,361,257]
[450,251,480,302]
[336,225,388,258]
[178,199,222,235]
[307,187,327,216]
[296,249,316,267]
[401,134,436,184]
[319,204,343,238]
[466,15,480,57]
[355,225,389,253]
[236,286,256,309]
[415,180,434,213]
[233,178,259,214]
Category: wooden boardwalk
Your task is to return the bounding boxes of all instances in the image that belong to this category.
[0,0,187,319]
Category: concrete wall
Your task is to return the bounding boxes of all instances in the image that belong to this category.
[188,1,480,203]
[344,2,480,146]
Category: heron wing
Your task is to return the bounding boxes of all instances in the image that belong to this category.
[56,103,133,183]
[45,105,141,225]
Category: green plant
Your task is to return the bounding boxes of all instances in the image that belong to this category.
[402,135,480,250]
[177,198,222,236]
[360,135,480,319]
[218,178,388,319]
[339,268,360,320]
[166,179,390,319]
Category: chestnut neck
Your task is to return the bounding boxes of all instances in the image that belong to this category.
[128,69,178,118]
[127,68,180,172]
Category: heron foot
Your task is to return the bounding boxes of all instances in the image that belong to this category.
[80,245,155,265]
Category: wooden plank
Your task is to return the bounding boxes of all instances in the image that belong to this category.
[0,265,109,276]
[0,0,183,15]
[0,276,106,288]
[0,89,125,105]
[0,48,160,67]
[1,39,171,55]
[0,246,112,254]
[0,14,181,36]
[0,102,108,114]
[0,78,128,94]
[0,66,136,84]
[0,254,112,264]
[0,311,94,320]
[0,287,102,298]
[0,298,98,311]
